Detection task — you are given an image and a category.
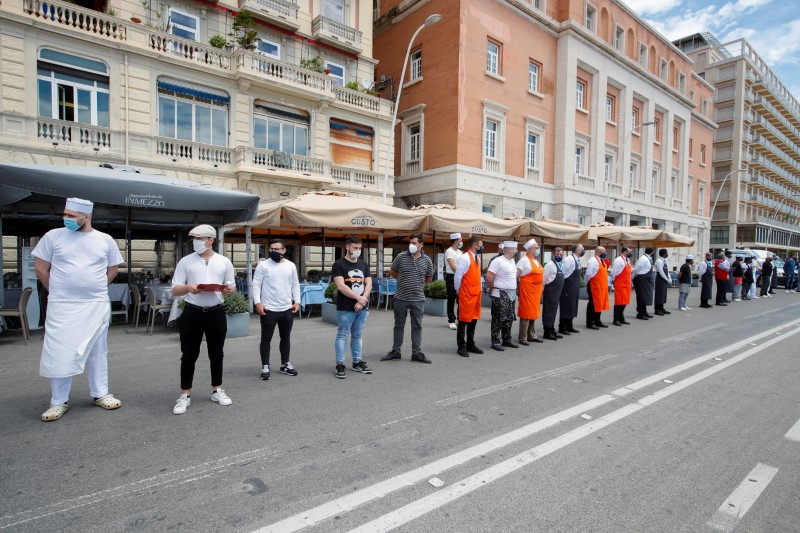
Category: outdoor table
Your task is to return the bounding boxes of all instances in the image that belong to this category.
[108,284,131,309]
[300,283,328,316]
[158,287,182,326]
[3,289,22,309]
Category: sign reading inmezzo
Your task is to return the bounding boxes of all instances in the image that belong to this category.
[125,194,165,207]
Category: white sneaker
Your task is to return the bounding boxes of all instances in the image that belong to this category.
[211,389,232,406]
[680,307,688,311]
[448,322,457,330]
[734,298,741,302]
[685,307,692,310]
[173,394,191,415]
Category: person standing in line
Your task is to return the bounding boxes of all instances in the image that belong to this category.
[33,197,124,422]
[584,246,610,330]
[486,241,520,351]
[444,233,463,330]
[610,246,633,326]
[541,247,565,340]
[769,253,778,295]
[742,257,755,300]
[486,242,505,270]
[731,255,744,302]
[698,252,714,308]
[784,254,796,293]
[171,224,236,415]
[714,251,731,306]
[632,247,656,320]
[332,237,372,379]
[724,249,735,301]
[558,244,584,335]
[760,254,774,298]
[252,239,301,383]
[677,255,694,311]
[516,239,544,345]
[454,236,484,357]
[654,249,672,316]
[382,234,434,363]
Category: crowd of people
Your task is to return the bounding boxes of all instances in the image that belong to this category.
[31,197,796,421]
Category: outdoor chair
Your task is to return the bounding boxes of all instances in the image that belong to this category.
[0,287,33,344]
[144,286,172,335]
[378,278,397,310]
[129,284,145,328]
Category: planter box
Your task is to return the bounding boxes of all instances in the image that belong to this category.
[424,297,448,317]
[321,302,339,325]
[226,312,250,338]
[578,287,589,300]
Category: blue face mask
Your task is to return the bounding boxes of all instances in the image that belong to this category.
[63,217,81,231]
[554,256,563,262]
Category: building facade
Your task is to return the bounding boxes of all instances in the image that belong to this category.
[374,0,716,257]
[0,0,393,270]
[675,33,800,254]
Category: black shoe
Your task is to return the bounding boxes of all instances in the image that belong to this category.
[613,320,622,326]
[700,304,712,308]
[646,314,655,318]
[716,303,727,307]
[518,339,530,346]
[457,347,469,357]
[662,310,671,315]
[501,341,519,349]
[621,320,631,325]
[280,363,298,376]
[530,338,544,343]
[491,344,505,351]
[595,322,608,328]
[636,315,649,320]
[411,353,432,364]
[586,324,599,330]
[543,331,559,340]
[654,310,666,316]
[567,328,580,333]
[382,350,402,361]
[466,344,484,354]
[335,364,346,379]
[559,329,571,336]
[260,368,271,381]
[352,361,372,374]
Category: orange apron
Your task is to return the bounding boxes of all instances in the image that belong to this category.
[613,260,632,306]
[518,256,544,320]
[590,257,611,312]
[458,251,482,322]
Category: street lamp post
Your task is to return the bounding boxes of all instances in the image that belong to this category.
[708,169,747,252]
[381,13,442,205]
[765,192,800,257]
[601,121,655,223]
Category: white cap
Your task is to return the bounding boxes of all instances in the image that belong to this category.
[523,238,538,251]
[686,254,694,260]
[450,233,461,240]
[502,241,518,249]
[65,197,93,214]
[188,224,217,238]
[498,242,505,249]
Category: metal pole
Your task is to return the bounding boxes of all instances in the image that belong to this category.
[246,226,253,313]
[377,233,384,278]
[126,208,132,281]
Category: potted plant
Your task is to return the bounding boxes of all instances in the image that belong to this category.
[321,282,339,325]
[209,34,228,49]
[224,291,250,338]
[230,10,258,51]
[324,68,332,75]
[345,80,361,91]
[300,56,325,73]
[423,280,448,317]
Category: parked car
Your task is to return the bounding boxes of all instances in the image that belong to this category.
[742,249,785,287]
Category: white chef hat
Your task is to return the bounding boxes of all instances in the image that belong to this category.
[498,242,505,249]
[686,254,694,260]
[65,197,93,214]
[502,241,518,249]
[523,238,538,251]
[450,233,461,240]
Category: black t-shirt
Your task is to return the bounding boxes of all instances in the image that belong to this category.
[332,258,371,311]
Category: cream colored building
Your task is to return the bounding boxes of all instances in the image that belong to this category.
[675,33,800,254]
[0,0,394,272]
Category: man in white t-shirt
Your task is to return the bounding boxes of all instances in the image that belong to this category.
[444,232,463,330]
[171,224,236,415]
[33,197,124,422]
[485,241,520,351]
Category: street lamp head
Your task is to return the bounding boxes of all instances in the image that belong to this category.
[424,14,443,26]
[641,121,656,127]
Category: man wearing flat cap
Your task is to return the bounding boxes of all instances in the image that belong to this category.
[171,224,236,415]
[33,197,124,422]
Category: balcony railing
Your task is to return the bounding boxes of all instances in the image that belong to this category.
[239,0,299,30]
[237,52,328,93]
[406,160,421,175]
[239,147,326,176]
[22,0,127,41]
[608,183,622,196]
[155,137,234,165]
[149,33,232,71]
[332,85,381,113]
[653,194,666,205]
[526,167,540,181]
[331,166,378,188]
[574,174,595,189]
[37,118,112,150]
[485,158,501,174]
[312,16,363,54]
[632,188,646,201]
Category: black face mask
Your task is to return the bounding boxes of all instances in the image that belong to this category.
[270,251,283,263]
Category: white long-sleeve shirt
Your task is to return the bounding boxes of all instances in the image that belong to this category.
[543,260,561,284]
[698,261,709,276]
[632,255,653,277]
[655,258,671,282]
[610,256,628,280]
[454,251,479,292]
[251,258,300,311]
[719,259,731,271]
[172,252,235,307]
[584,256,603,283]
[562,254,581,278]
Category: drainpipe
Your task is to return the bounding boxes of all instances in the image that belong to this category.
[125,54,130,165]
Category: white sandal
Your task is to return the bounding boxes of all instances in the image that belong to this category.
[93,394,122,410]
[41,403,70,422]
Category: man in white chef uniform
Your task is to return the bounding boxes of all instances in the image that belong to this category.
[33,197,124,422]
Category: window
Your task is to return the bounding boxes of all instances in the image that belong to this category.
[37,49,110,127]
[408,124,420,162]
[631,108,639,131]
[638,42,647,68]
[679,73,686,93]
[169,8,199,41]
[701,98,709,116]
[256,39,280,60]
[629,161,639,186]
[575,145,585,175]
[652,169,660,193]
[615,26,624,51]
[526,133,538,169]
[158,81,229,146]
[689,89,696,102]
[528,61,540,93]
[698,184,705,215]
[326,61,345,86]
[487,41,500,75]
[576,81,586,109]
[654,117,661,142]
[671,173,679,199]
[330,119,374,171]
[585,4,596,31]
[324,0,346,23]
[533,0,543,9]
[482,100,507,172]
[524,209,536,219]
[485,119,498,159]
[689,138,694,160]
[606,95,615,123]
[253,105,309,156]
[410,49,422,81]
[604,154,612,181]
[673,126,679,151]
[700,144,707,165]
[482,205,494,215]
[660,59,668,81]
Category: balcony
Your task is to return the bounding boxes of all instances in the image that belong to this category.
[238,0,300,31]
[22,0,127,41]
[330,166,381,189]
[526,167,540,181]
[312,16,363,55]
[36,118,113,151]
[155,137,234,167]
[632,188,646,201]
[574,174,595,189]
[653,194,666,205]
[237,51,328,98]
[485,158,501,174]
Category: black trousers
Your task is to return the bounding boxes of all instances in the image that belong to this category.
[259,309,294,366]
[179,306,227,390]
[742,281,753,298]
[716,280,729,304]
[445,273,458,323]
[457,319,477,348]
[586,289,602,326]
[613,305,626,322]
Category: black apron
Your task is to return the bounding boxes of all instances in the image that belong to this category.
[654,260,669,305]
[634,256,655,307]
[542,263,565,328]
[559,255,581,320]
[701,260,714,300]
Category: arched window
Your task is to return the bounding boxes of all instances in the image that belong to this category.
[599,8,610,42]
[37,48,110,127]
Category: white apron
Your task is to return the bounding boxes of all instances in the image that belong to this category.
[40,301,110,378]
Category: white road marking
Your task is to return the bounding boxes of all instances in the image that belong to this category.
[659,323,726,343]
[372,414,423,429]
[706,463,779,532]
[253,318,800,533]
[346,333,797,533]
[785,418,800,442]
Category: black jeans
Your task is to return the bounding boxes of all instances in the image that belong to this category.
[259,309,294,366]
[445,273,457,323]
[179,306,227,390]
[586,289,602,326]
[457,319,477,348]
[716,280,729,304]
[742,281,753,298]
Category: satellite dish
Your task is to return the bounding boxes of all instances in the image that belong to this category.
[361,79,373,90]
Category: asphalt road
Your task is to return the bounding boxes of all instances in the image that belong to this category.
[1,290,799,533]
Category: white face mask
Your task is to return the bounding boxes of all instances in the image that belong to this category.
[193,239,208,255]
[409,244,419,254]
[350,249,361,259]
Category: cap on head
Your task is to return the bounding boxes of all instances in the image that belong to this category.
[498,242,505,250]
[523,238,538,251]
[450,232,461,240]
[686,255,694,260]
[502,241,518,250]
[189,224,216,238]
[65,197,93,214]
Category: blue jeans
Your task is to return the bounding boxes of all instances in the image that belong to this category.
[335,309,369,364]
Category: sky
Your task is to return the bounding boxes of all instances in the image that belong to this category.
[623,0,800,100]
